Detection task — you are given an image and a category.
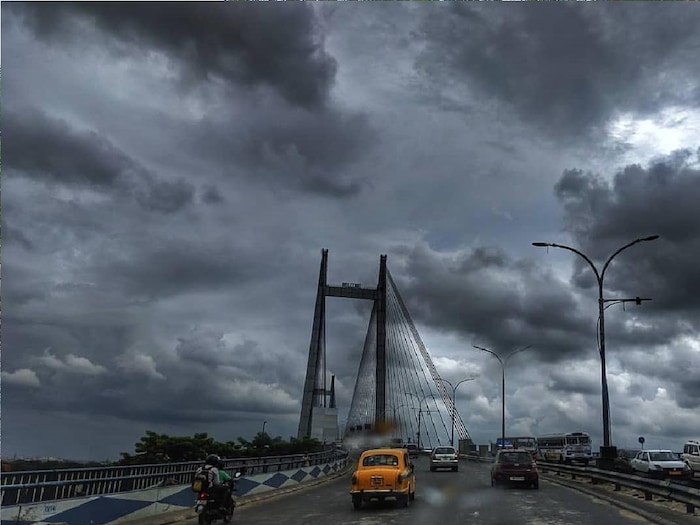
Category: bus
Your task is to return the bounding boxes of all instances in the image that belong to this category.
[496,436,538,459]
[536,432,592,465]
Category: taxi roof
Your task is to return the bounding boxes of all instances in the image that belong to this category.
[360,448,406,456]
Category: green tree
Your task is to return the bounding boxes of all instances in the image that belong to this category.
[117,430,325,465]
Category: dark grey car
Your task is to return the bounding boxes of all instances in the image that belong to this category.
[614,448,640,473]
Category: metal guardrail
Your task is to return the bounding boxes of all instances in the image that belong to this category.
[0,449,348,507]
[538,461,700,515]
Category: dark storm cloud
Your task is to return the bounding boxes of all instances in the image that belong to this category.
[6,2,337,109]
[553,149,700,321]
[416,5,700,140]
[548,370,599,397]
[201,185,225,205]
[394,244,593,362]
[194,104,374,198]
[175,328,304,388]
[4,107,195,213]
[91,243,260,301]
[3,325,301,427]
[622,347,700,410]
[5,108,128,187]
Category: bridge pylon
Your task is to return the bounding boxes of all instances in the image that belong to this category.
[297,249,385,440]
[297,249,471,448]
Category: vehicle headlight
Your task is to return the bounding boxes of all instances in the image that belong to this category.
[683,464,691,471]
[649,464,662,470]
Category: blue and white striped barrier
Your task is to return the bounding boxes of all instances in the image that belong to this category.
[1,457,348,525]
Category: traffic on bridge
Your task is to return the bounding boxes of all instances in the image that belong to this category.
[143,454,698,525]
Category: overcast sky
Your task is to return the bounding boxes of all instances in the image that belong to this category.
[2,3,700,461]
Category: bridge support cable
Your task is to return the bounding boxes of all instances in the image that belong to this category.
[385,317,410,439]
[388,299,439,446]
[386,294,424,441]
[387,293,435,445]
[385,305,421,443]
[387,271,472,442]
[388,288,448,448]
[386,278,451,448]
[345,304,377,435]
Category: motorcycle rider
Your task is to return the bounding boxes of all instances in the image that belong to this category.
[197,454,235,514]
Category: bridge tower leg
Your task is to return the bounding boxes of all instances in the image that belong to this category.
[297,249,328,439]
[376,255,387,423]
[298,250,388,439]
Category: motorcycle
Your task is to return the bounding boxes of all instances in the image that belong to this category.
[195,471,242,525]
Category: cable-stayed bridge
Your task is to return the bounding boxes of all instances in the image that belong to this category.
[298,249,470,450]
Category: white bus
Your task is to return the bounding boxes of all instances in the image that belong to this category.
[536,432,592,465]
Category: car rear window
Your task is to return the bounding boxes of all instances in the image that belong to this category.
[649,452,676,461]
[434,447,455,454]
[500,452,532,463]
[362,454,399,466]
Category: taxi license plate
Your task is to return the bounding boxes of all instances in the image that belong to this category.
[510,476,525,481]
[670,471,681,475]
[371,477,383,486]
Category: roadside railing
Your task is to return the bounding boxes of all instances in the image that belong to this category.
[538,461,700,515]
[0,449,348,507]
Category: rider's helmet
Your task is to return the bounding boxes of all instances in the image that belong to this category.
[205,454,223,468]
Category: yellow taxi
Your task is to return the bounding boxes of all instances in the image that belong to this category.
[350,448,416,509]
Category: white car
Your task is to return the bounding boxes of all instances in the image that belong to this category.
[681,439,700,475]
[430,446,459,472]
[630,449,692,479]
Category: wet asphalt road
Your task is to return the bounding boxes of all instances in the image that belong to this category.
[197,456,658,525]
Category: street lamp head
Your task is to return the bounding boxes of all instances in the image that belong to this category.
[532,242,550,247]
[641,235,660,242]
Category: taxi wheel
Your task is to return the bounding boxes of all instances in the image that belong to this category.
[399,494,409,508]
[409,488,415,501]
[352,495,362,510]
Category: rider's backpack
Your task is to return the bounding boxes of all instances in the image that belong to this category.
[191,466,212,493]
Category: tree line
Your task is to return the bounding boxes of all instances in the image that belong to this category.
[117,430,324,465]
[2,431,325,471]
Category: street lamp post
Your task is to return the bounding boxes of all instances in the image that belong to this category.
[532,235,659,453]
[472,345,532,448]
[405,392,436,450]
[388,403,418,442]
[261,420,267,447]
[436,377,477,448]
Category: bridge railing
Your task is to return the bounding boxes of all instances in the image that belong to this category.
[0,449,347,507]
[538,461,700,515]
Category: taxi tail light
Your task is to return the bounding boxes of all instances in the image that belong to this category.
[351,474,358,484]
[199,492,208,499]
[397,472,405,483]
